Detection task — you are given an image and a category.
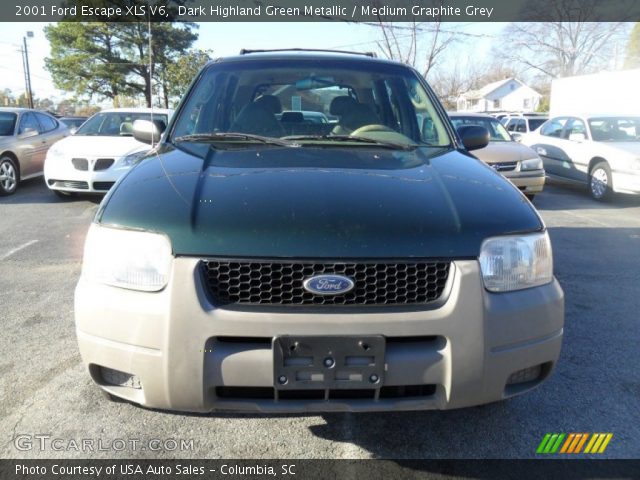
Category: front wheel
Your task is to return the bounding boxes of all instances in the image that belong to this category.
[53,189,76,199]
[589,161,613,201]
[0,156,18,196]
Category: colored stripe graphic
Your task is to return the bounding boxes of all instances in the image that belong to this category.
[538,433,612,454]
[537,433,552,454]
[574,433,589,453]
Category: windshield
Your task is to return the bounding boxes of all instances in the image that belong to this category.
[450,116,512,142]
[0,112,17,136]
[171,58,451,149]
[589,117,640,142]
[528,118,547,131]
[75,112,168,137]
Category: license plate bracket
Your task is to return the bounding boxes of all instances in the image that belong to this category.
[273,335,385,390]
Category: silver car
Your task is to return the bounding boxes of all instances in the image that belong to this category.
[0,108,69,196]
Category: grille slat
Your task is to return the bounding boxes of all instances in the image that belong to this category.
[202,260,450,306]
[94,158,115,171]
[492,161,518,172]
[71,158,88,171]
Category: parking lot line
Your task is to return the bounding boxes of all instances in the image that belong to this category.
[0,239,38,261]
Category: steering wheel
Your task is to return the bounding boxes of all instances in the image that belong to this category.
[350,124,396,136]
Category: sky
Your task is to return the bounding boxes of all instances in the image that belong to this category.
[0,22,504,103]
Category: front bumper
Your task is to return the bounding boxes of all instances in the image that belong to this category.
[75,259,564,413]
[44,158,129,193]
[612,170,640,195]
[503,169,545,194]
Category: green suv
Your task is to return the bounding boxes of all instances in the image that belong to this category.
[75,50,564,412]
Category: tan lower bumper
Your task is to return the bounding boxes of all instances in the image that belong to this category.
[75,259,564,413]
[505,171,545,194]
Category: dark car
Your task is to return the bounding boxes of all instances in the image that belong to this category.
[75,50,564,413]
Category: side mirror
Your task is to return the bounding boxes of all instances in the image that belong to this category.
[132,119,165,145]
[457,125,489,151]
[568,132,586,142]
[70,128,77,135]
[511,132,523,142]
[18,128,39,139]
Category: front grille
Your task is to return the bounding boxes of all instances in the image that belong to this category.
[94,158,115,171]
[201,260,450,306]
[492,161,518,172]
[92,181,115,191]
[50,180,89,190]
[71,158,88,171]
[215,384,435,401]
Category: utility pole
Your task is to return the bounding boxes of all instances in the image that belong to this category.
[23,31,34,109]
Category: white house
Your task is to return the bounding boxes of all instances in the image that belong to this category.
[456,78,542,113]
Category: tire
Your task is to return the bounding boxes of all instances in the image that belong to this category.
[525,194,536,201]
[100,388,125,403]
[53,189,76,199]
[0,156,19,196]
[589,161,613,201]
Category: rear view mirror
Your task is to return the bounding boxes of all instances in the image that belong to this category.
[457,125,489,151]
[132,119,166,145]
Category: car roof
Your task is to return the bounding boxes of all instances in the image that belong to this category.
[99,107,173,114]
[552,113,640,119]
[211,50,408,68]
[0,107,37,113]
[448,112,495,119]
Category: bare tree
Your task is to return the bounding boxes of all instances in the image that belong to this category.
[374,21,458,77]
[499,0,631,79]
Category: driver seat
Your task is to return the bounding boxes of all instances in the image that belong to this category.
[332,102,380,135]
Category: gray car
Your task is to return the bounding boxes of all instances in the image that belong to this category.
[0,108,69,196]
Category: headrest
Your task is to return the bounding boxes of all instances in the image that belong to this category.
[119,122,133,135]
[254,95,282,114]
[330,96,357,116]
[280,111,304,123]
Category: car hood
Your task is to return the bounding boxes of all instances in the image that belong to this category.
[471,142,539,164]
[51,135,149,157]
[97,144,543,258]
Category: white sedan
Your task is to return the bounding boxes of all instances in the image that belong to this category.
[521,114,640,200]
[44,108,173,196]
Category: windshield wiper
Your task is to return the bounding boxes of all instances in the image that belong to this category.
[173,132,296,148]
[281,134,417,151]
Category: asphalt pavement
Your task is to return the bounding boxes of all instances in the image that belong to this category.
[1,178,639,459]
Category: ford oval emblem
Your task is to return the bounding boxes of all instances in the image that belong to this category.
[303,275,355,295]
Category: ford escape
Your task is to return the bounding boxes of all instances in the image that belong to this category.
[75,50,564,412]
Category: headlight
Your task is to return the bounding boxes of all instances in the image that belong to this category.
[46,145,64,160]
[520,157,543,171]
[81,224,172,291]
[479,232,553,292]
[121,150,150,167]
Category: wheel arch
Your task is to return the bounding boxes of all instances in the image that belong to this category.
[0,150,20,180]
[588,156,608,174]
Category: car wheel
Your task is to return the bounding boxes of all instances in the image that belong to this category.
[53,189,76,199]
[0,156,18,196]
[100,388,126,403]
[589,161,613,201]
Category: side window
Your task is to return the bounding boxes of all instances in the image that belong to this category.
[516,119,527,133]
[505,119,515,131]
[540,118,567,138]
[564,118,587,140]
[18,113,40,135]
[35,113,58,133]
